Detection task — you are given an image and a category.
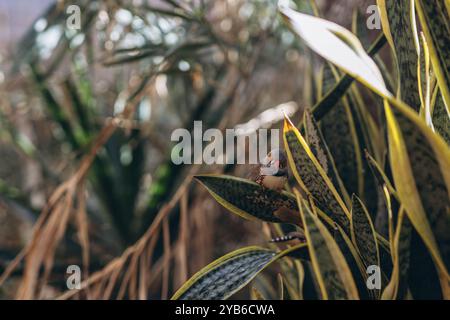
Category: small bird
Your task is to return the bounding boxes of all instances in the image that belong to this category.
[248,148,288,191]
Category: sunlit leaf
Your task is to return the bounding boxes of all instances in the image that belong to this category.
[279,4,392,98]
[308,31,386,121]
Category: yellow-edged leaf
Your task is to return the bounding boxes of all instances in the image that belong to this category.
[303,108,351,206]
[384,99,450,297]
[378,0,421,111]
[194,175,299,224]
[171,244,307,300]
[351,195,380,270]
[414,0,450,108]
[294,190,359,299]
[283,116,351,233]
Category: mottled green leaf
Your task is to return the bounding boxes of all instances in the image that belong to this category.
[171,247,276,300]
[283,116,351,233]
[432,87,450,145]
[303,108,351,205]
[304,10,387,119]
[319,64,363,198]
[194,175,299,224]
[351,195,380,270]
[294,260,305,300]
[365,151,397,198]
[295,192,359,299]
[378,0,420,111]
[384,100,450,297]
[417,33,434,128]
[333,223,371,299]
[171,244,307,300]
[414,0,450,108]
[351,9,371,50]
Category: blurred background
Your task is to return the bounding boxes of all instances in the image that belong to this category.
[0,0,378,299]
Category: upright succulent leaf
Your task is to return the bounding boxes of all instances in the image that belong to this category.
[333,223,372,299]
[303,108,351,206]
[283,116,350,233]
[351,195,380,271]
[350,195,384,298]
[417,33,434,129]
[319,64,363,199]
[432,87,450,145]
[378,0,421,111]
[365,151,396,198]
[384,100,450,297]
[382,208,412,299]
[295,191,359,300]
[194,175,299,224]
[414,0,450,108]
